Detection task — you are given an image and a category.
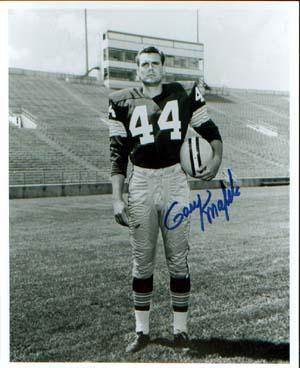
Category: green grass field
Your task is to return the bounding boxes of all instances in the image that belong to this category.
[9,186,289,363]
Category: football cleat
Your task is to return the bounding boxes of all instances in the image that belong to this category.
[126,332,150,353]
[174,331,190,352]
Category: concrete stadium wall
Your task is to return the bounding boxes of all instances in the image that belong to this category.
[10,177,289,199]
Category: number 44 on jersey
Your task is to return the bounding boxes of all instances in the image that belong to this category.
[129,100,181,144]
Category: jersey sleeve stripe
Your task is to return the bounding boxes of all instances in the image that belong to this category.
[107,118,127,138]
[190,105,210,127]
[192,111,209,120]
[190,114,210,127]
[192,105,208,117]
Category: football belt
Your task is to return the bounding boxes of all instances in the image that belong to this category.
[188,137,202,177]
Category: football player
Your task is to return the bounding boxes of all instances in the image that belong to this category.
[108,46,223,353]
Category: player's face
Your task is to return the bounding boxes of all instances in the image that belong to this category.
[137,53,164,86]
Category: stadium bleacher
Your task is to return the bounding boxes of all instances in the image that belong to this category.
[9,69,289,185]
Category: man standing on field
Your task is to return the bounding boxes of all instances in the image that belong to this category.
[107,46,223,353]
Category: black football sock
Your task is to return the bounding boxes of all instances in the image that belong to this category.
[170,275,190,334]
[133,275,153,334]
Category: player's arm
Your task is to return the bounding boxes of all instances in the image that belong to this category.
[197,138,223,181]
[108,98,130,226]
[111,174,128,227]
[189,83,223,180]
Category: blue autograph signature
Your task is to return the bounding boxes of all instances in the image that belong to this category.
[164,168,241,232]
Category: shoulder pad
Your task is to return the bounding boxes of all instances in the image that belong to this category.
[176,81,196,95]
[163,82,193,95]
[109,88,138,103]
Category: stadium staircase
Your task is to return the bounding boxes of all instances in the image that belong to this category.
[9,69,289,187]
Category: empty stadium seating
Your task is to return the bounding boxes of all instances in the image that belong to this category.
[9,69,289,185]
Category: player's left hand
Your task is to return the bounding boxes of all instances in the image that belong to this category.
[195,156,221,181]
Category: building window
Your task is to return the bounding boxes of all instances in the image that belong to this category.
[107,48,138,63]
[187,58,199,70]
[180,58,187,68]
[199,59,204,71]
[173,56,183,69]
[105,48,201,70]
[108,48,124,62]
[103,33,106,40]
[165,55,199,70]
[104,68,108,80]
[165,55,174,68]
[108,67,136,81]
[124,50,137,63]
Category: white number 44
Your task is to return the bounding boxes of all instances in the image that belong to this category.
[129,100,181,144]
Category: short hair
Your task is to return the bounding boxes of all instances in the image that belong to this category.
[136,46,165,66]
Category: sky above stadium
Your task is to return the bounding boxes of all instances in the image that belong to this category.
[7,2,296,91]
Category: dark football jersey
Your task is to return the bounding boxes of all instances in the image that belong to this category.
[108,81,221,177]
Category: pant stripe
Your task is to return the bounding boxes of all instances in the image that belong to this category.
[171,292,190,297]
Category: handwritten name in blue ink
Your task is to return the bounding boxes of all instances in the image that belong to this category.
[164,169,241,232]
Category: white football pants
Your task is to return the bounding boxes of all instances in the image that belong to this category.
[128,163,191,279]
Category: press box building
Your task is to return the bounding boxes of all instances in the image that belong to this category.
[100,30,204,90]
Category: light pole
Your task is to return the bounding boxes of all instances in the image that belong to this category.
[196,9,199,43]
[84,9,89,74]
